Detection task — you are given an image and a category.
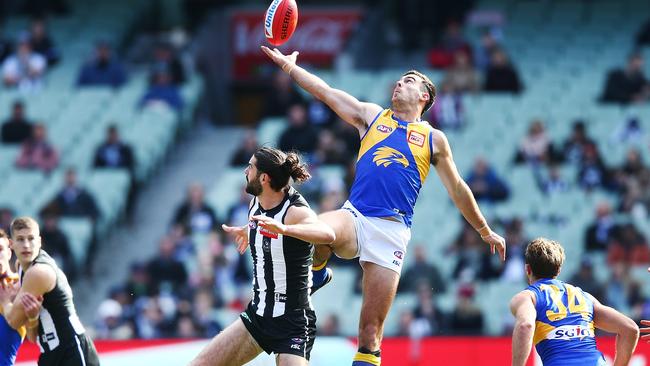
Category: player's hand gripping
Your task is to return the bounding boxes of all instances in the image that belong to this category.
[640,267,650,342]
[222,224,249,255]
[261,46,299,73]
[251,215,287,236]
[0,279,19,303]
[481,229,506,262]
[21,293,42,320]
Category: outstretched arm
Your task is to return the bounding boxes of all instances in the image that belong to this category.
[251,206,335,244]
[591,294,639,366]
[261,46,382,134]
[510,291,536,366]
[432,129,506,260]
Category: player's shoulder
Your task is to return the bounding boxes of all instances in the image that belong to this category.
[24,263,56,281]
[510,289,537,308]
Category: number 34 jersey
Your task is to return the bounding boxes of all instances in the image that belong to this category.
[526,279,606,366]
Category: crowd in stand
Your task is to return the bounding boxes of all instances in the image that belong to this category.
[89,12,650,340]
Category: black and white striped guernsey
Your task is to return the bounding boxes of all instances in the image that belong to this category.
[248,187,314,317]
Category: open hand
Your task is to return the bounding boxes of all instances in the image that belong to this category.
[222,224,249,255]
[261,46,299,72]
[481,230,507,262]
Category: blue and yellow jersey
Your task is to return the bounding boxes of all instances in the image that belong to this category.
[0,272,25,366]
[348,109,435,227]
[527,279,606,366]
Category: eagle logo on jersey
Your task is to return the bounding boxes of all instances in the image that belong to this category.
[372,146,409,168]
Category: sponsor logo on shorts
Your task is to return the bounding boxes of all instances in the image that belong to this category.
[392,260,401,267]
[274,293,288,302]
[376,124,393,133]
[547,325,594,341]
[393,251,403,259]
[291,338,305,344]
[408,131,425,147]
[291,344,301,350]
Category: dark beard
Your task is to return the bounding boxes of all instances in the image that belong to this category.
[245,175,263,196]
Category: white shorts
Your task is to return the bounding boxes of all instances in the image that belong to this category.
[342,201,411,275]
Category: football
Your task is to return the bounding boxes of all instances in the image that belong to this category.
[264,0,298,46]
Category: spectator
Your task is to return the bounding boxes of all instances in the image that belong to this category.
[607,223,650,265]
[77,42,127,88]
[562,121,595,164]
[43,168,100,222]
[1,100,33,144]
[2,34,46,91]
[465,157,509,203]
[176,316,201,338]
[577,143,608,190]
[226,188,250,227]
[278,103,318,155]
[124,262,154,299]
[499,218,526,283]
[604,263,631,312]
[15,123,59,173]
[536,165,570,195]
[621,148,647,182]
[192,289,222,337]
[147,236,189,294]
[428,21,472,69]
[483,48,522,93]
[319,314,341,336]
[474,29,500,72]
[150,42,185,86]
[229,130,258,166]
[262,71,306,118]
[0,208,13,233]
[396,311,416,337]
[585,202,620,252]
[451,224,502,281]
[637,18,650,46]
[399,245,446,294]
[332,118,360,160]
[612,117,644,145]
[412,283,447,335]
[29,17,60,66]
[139,70,183,112]
[313,129,348,165]
[94,124,135,173]
[40,213,76,282]
[443,51,480,93]
[0,30,11,63]
[429,81,464,130]
[450,284,484,335]
[569,258,604,302]
[601,53,650,104]
[172,183,219,234]
[95,298,133,339]
[515,120,552,164]
[94,124,138,218]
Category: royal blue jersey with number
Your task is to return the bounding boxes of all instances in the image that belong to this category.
[526,279,606,366]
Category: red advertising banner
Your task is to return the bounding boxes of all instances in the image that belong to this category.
[230,8,362,80]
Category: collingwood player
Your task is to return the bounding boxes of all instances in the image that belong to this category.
[189,147,336,366]
[1,217,99,366]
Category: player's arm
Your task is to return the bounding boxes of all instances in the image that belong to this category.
[21,292,42,343]
[251,206,335,244]
[590,294,639,366]
[2,264,55,330]
[261,46,383,134]
[431,129,506,260]
[510,290,537,366]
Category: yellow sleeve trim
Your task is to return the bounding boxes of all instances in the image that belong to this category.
[353,352,381,365]
[17,325,26,340]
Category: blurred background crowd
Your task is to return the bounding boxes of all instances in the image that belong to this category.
[2,0,650,344]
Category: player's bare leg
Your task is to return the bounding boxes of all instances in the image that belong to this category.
[311,209,359,293]
[353,261,400,365]
[189,318,263,366]
[276,353,309,366]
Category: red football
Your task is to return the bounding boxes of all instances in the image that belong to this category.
[264,0,298,46]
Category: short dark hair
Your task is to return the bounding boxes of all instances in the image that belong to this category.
[403,70,436,116]
[0,229,7,239]
[525,238,565,279]
[254,147,310,192]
